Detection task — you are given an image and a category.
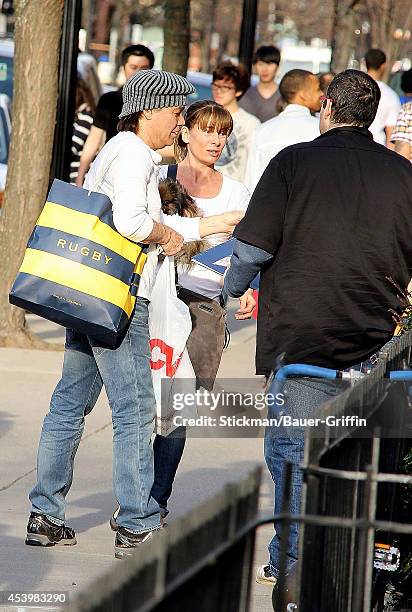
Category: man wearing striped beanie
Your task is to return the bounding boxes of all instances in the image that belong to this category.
[26,70,197,559]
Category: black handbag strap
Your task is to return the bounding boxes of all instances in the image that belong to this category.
[167,164,178,181]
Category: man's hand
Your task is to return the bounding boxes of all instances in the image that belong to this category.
[235,288,256,320]
[142,221,183,255]
[159,227,184,256]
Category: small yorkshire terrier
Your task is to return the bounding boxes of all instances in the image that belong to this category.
[158,178,209,269]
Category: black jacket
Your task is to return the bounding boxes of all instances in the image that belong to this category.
[234,127,412,374]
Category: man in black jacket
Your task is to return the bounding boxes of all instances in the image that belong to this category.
[223,70,412,587]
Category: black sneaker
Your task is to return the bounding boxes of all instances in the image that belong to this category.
[110,506,167,532]
[109,506,119,532]
[25,512,77,547]
[256,564,277,586]
[114,526,154,559]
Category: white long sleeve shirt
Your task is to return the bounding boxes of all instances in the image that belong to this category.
[245,104,320,191]
[84,131,201,300]
[369,81,401,146]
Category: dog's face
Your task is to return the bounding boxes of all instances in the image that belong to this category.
[158,177,208,268]
[158,178,202,218]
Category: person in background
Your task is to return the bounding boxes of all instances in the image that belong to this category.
[223,69,412,593]
[391,70,412,161]
[318,71,335,95]
[246,69,322,190]
[366,48,401,148]
[75,44,155,186]
[69,77,95,184]
[239,45,282,123]
[211,61,260,182]
[391,102,412,161]
[400,69,412,104]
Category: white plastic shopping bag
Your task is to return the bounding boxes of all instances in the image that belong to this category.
[149,256,197,435]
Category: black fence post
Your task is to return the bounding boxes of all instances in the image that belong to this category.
[238,0,257,72]
[50,0,82,182]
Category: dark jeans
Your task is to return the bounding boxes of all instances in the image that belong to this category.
[265,377,342,576]
[152,427,186,515]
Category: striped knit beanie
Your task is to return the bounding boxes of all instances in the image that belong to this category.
[119,69,195,117]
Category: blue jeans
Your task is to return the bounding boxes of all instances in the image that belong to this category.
[264,377,342,576]
[29,297,160,534]
[151,427,186,516]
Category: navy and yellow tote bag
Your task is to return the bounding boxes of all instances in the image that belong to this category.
[9,179,147,346]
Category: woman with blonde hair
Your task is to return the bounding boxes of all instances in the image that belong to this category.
[151,100,256,520]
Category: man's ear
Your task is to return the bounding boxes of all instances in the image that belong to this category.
[295,88,306,103]
[142,109,153,120]
[235,90,243,99]
[324,98,333,119]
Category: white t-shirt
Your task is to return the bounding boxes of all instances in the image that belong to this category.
[215,108,260,182]
[369,81,401,146]
[159,167,250,299]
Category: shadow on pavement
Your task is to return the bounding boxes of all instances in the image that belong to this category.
[68,461,271,533]
[70,491,117,534]
[0,411,14,441]
[167,462,271,519]
[0,523,52,591]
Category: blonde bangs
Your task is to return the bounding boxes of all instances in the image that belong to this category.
[192,104,233,136]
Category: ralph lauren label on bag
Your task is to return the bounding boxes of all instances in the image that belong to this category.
[52,294,82,307]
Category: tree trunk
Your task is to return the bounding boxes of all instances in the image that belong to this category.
[162,0,190,76]
[0,0,64,348]
[366,0,394,49]
[94,0,114,45]
[331,0,360,73]
[365,0,396,81]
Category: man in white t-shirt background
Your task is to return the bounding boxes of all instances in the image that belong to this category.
[366,48,401,148]
[246,69,322,190]
[211,61,260,183]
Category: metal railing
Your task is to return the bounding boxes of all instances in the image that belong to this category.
[298,333,412,612]
[67,334,412,612]
[67,468,261,612]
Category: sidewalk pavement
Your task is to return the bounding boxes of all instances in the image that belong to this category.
[0,304,274,612]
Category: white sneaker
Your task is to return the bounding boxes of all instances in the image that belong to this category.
[256,564,277,586]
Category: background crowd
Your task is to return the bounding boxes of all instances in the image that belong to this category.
[70,42,411,196]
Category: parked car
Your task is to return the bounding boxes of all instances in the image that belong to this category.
[0,38,13,100]
[0,92,11,203]
[0,39,102,105]
[187,71,213,101]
